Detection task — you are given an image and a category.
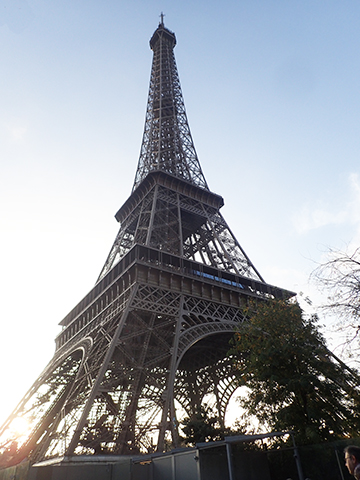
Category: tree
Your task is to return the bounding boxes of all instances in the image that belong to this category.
[229,299,360,445]
[312,246,360,353]
[180,404,223,446]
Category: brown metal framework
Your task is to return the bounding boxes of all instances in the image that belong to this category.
[0,20,294,467]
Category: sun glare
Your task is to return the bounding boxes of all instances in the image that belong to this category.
[9,417,32,441]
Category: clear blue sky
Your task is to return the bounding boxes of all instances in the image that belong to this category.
[1,1,360,424]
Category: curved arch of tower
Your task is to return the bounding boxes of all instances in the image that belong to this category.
[0,19,294,467]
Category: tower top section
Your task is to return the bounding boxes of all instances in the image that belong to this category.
[150,14,176,50]
[132,19,208,192]
[97,19,267,283]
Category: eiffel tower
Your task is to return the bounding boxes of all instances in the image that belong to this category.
[0,18,294,467]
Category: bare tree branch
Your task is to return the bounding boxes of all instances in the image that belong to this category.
[311,247,360,351]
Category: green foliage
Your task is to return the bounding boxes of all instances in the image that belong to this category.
[180,404,223,446]
[229,299,360,445]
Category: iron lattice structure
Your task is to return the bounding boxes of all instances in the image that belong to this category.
[0,20,294,467]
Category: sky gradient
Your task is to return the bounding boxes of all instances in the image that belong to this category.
[1,1,360,425]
